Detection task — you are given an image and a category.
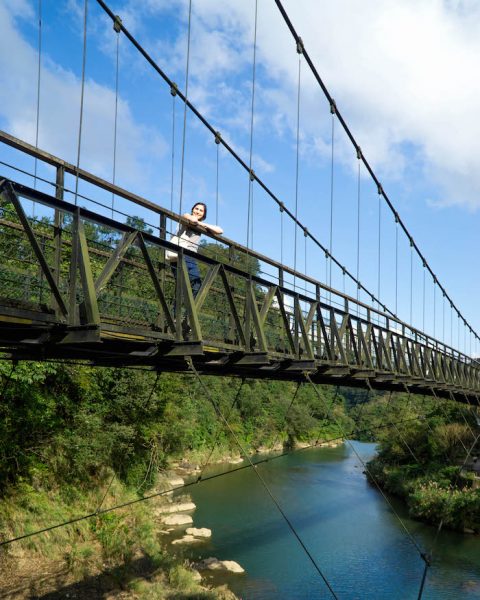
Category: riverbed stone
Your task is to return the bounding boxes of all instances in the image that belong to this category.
[161,514,193,526]
[197,557,245,574]
[171,535,202,545]
[186,527,211,538]
[167,476,185,488]
[155,501,196,515]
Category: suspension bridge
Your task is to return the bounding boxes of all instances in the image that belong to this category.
[0,1,479,406]
[1,2,480,599]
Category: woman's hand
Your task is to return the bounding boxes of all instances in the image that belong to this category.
[183,212,199,224]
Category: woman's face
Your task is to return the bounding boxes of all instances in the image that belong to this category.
[192,204,205,220]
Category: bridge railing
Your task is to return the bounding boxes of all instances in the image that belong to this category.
[1,131,479,393]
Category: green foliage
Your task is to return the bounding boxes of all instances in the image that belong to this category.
[359,391,480,532]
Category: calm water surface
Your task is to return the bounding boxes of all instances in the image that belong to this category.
[186,442,480,599]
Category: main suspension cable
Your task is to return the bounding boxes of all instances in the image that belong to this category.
[272,0,479,349]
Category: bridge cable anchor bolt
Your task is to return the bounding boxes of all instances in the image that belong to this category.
[170,82,178,97]
[303,226,308,237]
[214,131,222,145]
[296,37,304,55]
[249,168,255,182]
[279,201,285,213]
[356,145,363,160]
[377,183,384,196]
[113,15,122,33]
[330,99,337,115]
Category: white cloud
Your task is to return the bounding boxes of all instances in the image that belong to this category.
[0,1,167,195]
[138,0,480,210]
[4,0,480,212]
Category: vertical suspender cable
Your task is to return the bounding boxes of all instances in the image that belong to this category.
[328,109,335,289]
[111,17,121,221]
[451,303,453,348]
[170,88,177,215]
[304,230,308,293]
[293,55,302,288]
[215,141,219,227]
[356,152,361,306]
[246,0,258,250]
[442,293,445,343]
[395,218,398,315]
[178,0,192,216]
[377,191,381,308]
[433,279,436,339]
[33,0,42,211]
[214,131,221,258]
[458,314,460,351]
[74,0,88,206]
[410,240,413,325]
[280,204,284,266]
[422,264,426,333]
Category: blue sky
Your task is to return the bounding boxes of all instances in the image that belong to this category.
[1,0,480,356]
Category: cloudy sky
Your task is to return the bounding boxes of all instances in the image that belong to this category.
[1,0,479,353]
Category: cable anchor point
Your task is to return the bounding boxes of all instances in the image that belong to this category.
[330,99,337,115]
[296,37,304,55]
[214,131,221,145]
[356,145,362,160]
[249,168,256,182]
[113,15,122,33]
[170,82,178,97]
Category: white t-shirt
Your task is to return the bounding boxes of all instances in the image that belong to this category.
[166,225,201,260]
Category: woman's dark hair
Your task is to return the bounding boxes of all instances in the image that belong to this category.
[191,202,207,221]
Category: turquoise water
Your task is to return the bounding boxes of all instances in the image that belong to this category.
[186,442,480,599]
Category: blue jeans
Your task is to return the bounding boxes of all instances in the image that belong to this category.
[171,256,201,299]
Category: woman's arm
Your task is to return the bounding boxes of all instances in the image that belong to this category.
[182,213,223,235]
[201,222,223,235]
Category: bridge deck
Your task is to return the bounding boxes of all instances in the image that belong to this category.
[0,175,478,405]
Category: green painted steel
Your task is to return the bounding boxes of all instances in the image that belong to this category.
[0,176,479,405]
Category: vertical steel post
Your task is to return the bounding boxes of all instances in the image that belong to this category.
[158,212,167,331]
[53,166,64,317]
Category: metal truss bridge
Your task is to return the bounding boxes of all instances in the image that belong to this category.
[1,133,479,405]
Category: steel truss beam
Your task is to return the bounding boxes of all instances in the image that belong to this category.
[0,177,478,406]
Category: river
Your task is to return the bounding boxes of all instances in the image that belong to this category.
[186,441,480,599]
